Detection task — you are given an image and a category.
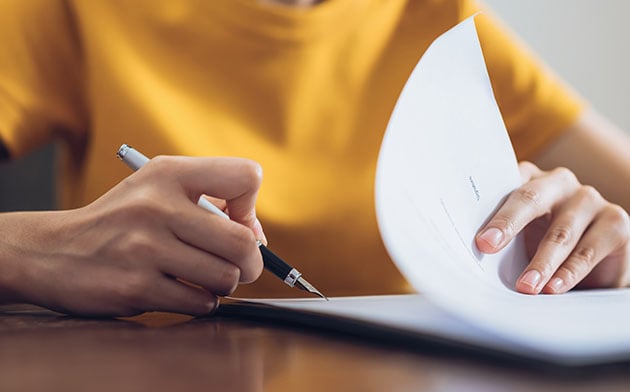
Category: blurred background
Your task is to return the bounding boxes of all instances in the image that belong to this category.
[485,0,630,134]
[1,0,629,212]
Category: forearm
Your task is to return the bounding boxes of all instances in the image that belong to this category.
[0,212,36,304]
[533,109,630,211]
[0,255,22,304]
[1,139,30,302]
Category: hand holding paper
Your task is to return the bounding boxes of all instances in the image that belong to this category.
[476,161,630,295]
[375,15,630,364]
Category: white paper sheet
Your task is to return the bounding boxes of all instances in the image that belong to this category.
[239,16,630,365]
[374,16,630,363]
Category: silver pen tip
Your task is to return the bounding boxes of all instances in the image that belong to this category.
[295,277,328,301]
[116,144,130,159]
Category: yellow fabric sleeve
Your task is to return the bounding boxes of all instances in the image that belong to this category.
[468,2,585,160]
[0,0,86,158]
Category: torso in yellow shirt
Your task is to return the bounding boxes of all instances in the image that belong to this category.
[0,0,582,297]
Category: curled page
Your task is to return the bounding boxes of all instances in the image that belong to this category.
[375,15,630,362]
[376,15,528,300]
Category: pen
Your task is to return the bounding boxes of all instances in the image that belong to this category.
[116,144,327,300]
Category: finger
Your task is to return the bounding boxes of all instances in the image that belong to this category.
[148,156,262,202]
[515,186,604,294]
[543,204,630,294]
[146,277,220,316]
[578,241,630,289]
[523,215,551,257]
[518,161,542,183]
[179,156,262,227]
[224,168,262,232]
[476,167,579,254]
[222,205,266,244]
[168,201,263,283]
[198,197,268,245]
[252,217,267,245]
[145,155,262,225]
[144,156,266,244]
[179,156,265,241]
[156,237,249,293]
[201,195,267,247]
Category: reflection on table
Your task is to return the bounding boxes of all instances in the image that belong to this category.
[1,304,629,391]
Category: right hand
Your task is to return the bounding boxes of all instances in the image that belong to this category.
[0,156,265,316]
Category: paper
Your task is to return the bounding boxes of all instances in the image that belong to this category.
[232,16,630,365]
[374,15,630,362]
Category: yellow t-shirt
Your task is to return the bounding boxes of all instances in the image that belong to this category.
[0,0,582,297]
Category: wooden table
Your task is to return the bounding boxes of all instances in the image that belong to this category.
[1,304,629,392]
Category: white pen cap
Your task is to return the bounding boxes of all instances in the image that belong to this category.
[116,144,150,171]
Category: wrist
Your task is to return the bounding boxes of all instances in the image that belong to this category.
[0,213,29,303]
[0,262,24,305]
[0,210,67,305]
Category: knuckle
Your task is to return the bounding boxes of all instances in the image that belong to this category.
[518,161,540,176]
[571,245,597,266]
[215,264,240,296]
[145,155,174,172]
[552,166,577,185]
[604,205,630,246]
[576,185,602,204]
[559,261,589,284]
[228,223,258,258]
[117,273,153,304]
[239,159,264,188]
[122,193,170,224]
[118,232,157,258]
[131,200,162,220]
[605,204,630,229]
[240,253,264,284]
[514,187,542,206]
[545,225,573,246]
[518,161,537,171]
[100,195,165,230]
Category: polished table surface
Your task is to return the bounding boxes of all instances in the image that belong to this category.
[1,304,630,392]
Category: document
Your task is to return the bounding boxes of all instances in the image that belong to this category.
[225,16,630,366]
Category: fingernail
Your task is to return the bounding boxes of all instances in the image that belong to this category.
[479,228,504,248]
[547,277,564,293]
[206,298,220,315]
[520,270,541,289]
[253,218,268,245]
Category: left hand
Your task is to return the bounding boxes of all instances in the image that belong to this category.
[475,161,630,294]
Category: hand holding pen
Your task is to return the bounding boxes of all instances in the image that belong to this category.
[117,145,326,300]
[0,153,271,316]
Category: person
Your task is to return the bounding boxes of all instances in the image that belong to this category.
[0,0,628,316]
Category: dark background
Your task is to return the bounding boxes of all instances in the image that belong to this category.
[0,144,56,212]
